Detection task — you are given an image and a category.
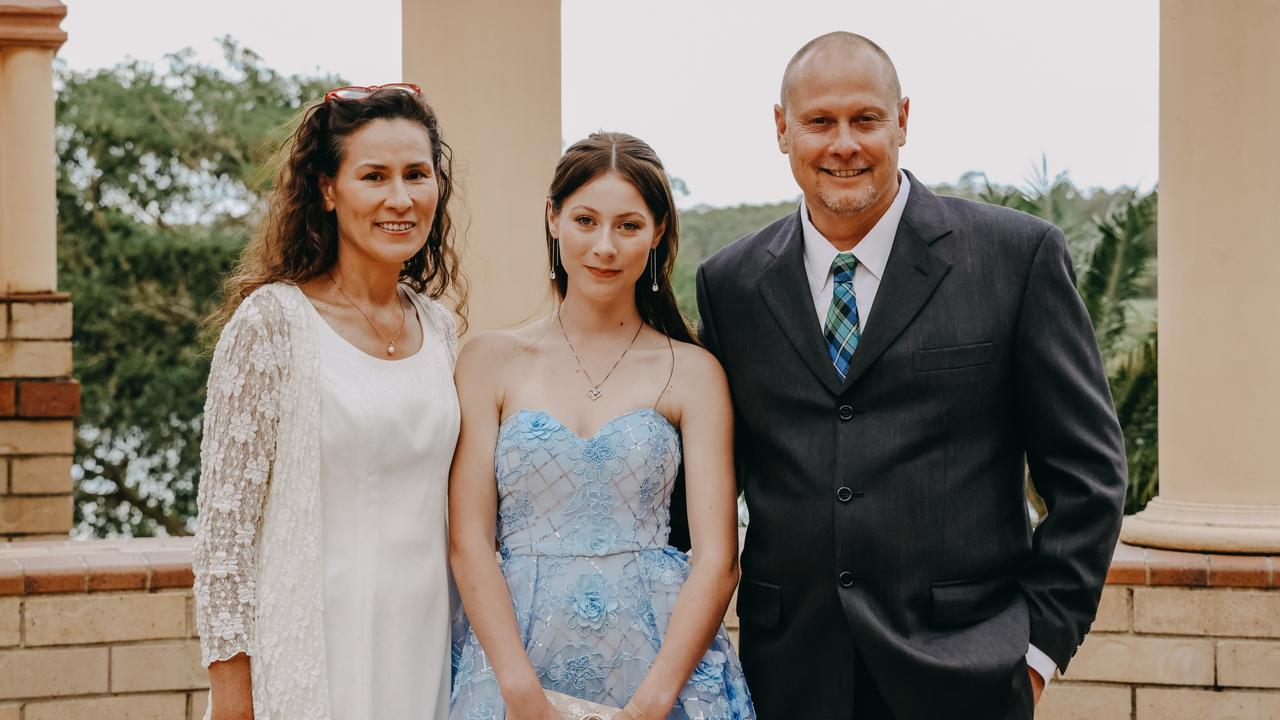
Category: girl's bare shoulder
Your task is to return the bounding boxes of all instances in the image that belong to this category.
[669,338,726,384]
[457,319,554,374]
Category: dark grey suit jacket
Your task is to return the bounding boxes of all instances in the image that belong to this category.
[694,172,1127,719]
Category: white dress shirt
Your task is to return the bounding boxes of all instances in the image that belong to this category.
[798,171,1059,688]
[801,172,910,331]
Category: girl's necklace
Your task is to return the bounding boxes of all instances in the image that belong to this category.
[557,310,644,401]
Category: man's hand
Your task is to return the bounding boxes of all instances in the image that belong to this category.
[1028,667,1045,705]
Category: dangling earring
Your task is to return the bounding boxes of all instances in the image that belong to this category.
[650,248,659,292]
[550,238,559,280]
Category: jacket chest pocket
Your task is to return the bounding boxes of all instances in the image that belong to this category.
[912,341,996,373]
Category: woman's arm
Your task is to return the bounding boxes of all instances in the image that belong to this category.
[207,654,254,720]
[627,346,741,718]
[448,333,558,720]
[191,292,289,720]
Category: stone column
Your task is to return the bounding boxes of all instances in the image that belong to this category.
[1122,0,1280,553]
[0,0,76,540]
[401,0,561,333]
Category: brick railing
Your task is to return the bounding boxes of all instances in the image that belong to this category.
[0,538,1275,719]
[0,295,78,541]
[0,538,205,719]
[1038,543,1280,719]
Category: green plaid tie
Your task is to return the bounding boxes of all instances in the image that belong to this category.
[823,252,861,381]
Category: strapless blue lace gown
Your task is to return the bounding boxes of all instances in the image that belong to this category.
[450,408,754,720]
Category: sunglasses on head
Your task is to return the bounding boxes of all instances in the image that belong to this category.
[324,83,422,103]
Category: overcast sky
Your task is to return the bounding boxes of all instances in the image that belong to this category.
[60,0,1158,208]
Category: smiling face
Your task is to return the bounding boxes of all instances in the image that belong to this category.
[775,43,909,228]
[319,117,438,268]
[547,171,661,302]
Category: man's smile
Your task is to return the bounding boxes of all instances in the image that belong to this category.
[821,168,870,178]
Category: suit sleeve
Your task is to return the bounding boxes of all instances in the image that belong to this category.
[696,260,751,496]
[1013,225,1128,672]
[695,263,725,358]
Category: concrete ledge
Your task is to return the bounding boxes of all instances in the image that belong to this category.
[1107,541,1276,588]
[0,538,1273,720]
[0,1,67,51]
[0,538,193,595]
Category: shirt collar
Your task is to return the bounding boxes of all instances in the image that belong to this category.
[801,170,911,295]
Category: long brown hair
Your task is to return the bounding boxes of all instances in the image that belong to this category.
[546,132,694,344]
[209,88,467,332]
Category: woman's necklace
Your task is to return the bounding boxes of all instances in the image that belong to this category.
[329,272,407,355]
[557,310,644,401]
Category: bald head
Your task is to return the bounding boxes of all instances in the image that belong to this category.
[780,32,902,110]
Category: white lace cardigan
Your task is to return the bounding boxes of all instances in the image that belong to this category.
[191,282,458,720]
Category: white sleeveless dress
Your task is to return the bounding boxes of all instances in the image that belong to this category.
[310,290,459,718]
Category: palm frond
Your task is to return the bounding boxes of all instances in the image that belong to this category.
[1078,192,1157,357]
[978,180,1036,213]
[1109,336,1158,513]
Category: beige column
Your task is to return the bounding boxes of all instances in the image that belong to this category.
[0,0,74,541]
[1121,0,1280,553]
[402,0,561,333]
[0,0,64,294]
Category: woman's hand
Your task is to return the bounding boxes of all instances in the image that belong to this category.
[501,685,561,720]
[618,697,664,720]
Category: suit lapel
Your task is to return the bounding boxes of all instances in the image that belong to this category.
[757,212,847,396]
[840,176,953,391]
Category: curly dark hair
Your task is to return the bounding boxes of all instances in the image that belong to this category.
[209,88,467,332]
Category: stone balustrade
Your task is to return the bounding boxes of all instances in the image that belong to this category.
[1038,543,1280,719]
[0,537,1276,718]
[0,538,204,719]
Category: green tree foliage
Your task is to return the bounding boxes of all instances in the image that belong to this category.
[1079,195,1158,513]
[58,40,339,536]
[672,200,795,325]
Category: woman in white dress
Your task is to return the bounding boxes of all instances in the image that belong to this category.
[193,84,466,720]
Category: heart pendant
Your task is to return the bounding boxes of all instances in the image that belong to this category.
[587,387,603,401]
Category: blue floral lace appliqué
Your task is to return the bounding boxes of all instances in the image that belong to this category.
[564,573,621,636]
[544,644,610,696]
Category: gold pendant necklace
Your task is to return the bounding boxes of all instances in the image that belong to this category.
[329,273,407,355]
[557,310,644,401]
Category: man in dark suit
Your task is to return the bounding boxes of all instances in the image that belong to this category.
[695,32,1127,719]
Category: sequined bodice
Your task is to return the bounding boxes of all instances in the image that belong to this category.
[494,408,681,558]
[452,407,755,719]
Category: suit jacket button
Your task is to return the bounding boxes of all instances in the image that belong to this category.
[838,404,854,421]
[836,486,854,503]
[839,571,855,588]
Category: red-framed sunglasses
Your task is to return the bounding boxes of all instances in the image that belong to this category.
[324,83,422,103]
